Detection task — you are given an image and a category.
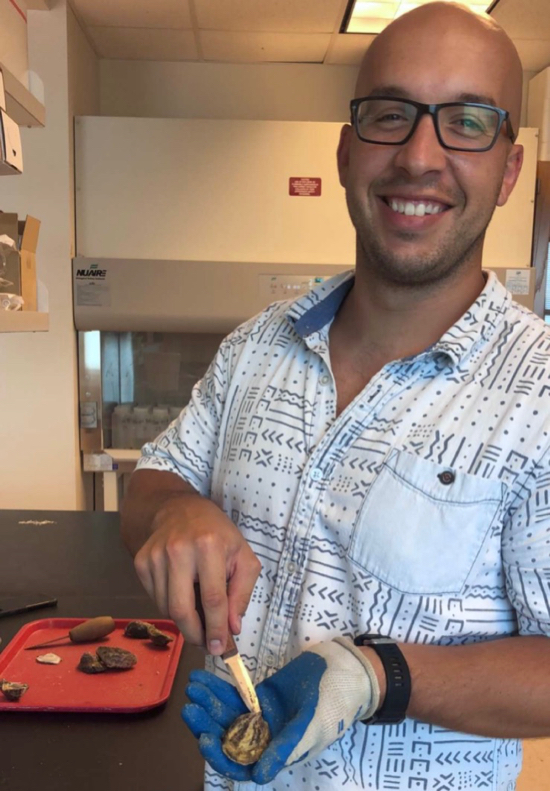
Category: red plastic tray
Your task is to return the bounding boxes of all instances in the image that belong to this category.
[0,617,183,713]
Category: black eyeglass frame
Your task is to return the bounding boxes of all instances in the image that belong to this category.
[349,96,517,152]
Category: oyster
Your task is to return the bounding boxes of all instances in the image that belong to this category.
[147,626,174,647]
[124,620,153,639]
[1,680,29,701]
[77,652,106,674]
[96,646,137,670]
[222,711,270,765]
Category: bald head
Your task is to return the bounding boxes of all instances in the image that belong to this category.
[355,2,523,134]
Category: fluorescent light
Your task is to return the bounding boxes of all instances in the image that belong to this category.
[344,0,492,34]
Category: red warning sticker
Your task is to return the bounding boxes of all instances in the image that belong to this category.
[289,177,322,197]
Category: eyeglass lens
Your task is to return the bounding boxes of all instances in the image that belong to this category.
[355,99,501,149]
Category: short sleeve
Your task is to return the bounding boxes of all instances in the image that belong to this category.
[135,337,233,497]
[502,446,550,636]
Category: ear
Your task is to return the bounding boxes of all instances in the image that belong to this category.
[337,124,353,188]
[496,143,523,207]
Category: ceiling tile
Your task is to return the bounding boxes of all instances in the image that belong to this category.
[513,38,550,73]
[196,0,343,34]
[71,0,193,29]
[326,33,375,64]
[87,27,199,60]
[201,30,332,62]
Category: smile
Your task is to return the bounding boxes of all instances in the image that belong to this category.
[383,197,449,217]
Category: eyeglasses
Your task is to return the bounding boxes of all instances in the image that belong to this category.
[350,96,516,152]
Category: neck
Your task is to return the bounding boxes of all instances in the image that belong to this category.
[332,255,486,363]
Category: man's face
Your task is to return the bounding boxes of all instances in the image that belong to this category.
[338,22,523,287]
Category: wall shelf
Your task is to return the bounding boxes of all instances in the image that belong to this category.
[0,62,45,128]
[0,311,49,332]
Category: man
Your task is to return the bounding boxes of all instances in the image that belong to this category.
[121,3,550,789]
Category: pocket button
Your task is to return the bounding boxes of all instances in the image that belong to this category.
[438,470,456,485]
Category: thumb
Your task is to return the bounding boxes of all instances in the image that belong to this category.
[252,709,313,785]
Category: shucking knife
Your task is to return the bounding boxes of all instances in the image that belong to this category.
[194,583,261,714]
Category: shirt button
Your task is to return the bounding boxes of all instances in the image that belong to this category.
[287,561,297,574]
[438,470,456,485]
[320,375,330,385]
[265,654,275,667]
[310,468,323,481]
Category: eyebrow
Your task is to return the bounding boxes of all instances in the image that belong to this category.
[364,86,499,107]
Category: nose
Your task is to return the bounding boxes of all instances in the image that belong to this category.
[392,113,447,177]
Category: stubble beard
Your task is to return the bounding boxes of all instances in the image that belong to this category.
[346,191,498,289]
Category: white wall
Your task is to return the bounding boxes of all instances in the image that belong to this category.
[67,3,100,255]
[0,0,98,510]
[0,0,29,87]
[100,60,358,122]
[522,70,538,127]
[100,58,535,127]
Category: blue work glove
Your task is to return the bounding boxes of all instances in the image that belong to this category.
[182,637,381,785]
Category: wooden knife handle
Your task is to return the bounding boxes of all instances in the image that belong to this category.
[194,582,237,656]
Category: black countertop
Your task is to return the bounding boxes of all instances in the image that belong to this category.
[0,510,205,791]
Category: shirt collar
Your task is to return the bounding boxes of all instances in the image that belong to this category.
[287,270,355,337]
[286,268,511,367]
[430,270,511,366]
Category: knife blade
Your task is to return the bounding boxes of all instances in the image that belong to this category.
[222,632,261,714]
[194,583,261,714]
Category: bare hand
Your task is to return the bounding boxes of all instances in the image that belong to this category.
[133,493,261,655]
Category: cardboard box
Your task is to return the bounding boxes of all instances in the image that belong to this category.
[0,109,22,175]
[0,212,40,310]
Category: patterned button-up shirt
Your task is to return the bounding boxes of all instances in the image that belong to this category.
[138,269,550,791]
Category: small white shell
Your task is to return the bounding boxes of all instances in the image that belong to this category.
[36,653,62,665]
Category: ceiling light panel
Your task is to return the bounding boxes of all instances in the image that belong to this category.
[346,0,491,33]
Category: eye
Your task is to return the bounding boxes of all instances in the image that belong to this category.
[375,111,408,123]
[442,108,495,139]
[454,116,485,132]
[360,108,410,128]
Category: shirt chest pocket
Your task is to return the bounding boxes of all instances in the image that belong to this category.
[349,449,505,595]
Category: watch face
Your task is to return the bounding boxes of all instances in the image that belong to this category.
[360,634,394,645]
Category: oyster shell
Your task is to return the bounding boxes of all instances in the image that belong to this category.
[147,626,174,647]
[77,652,106,674]
[96,646,137,670]
[1,680,29,701]
[36,653,62,665]
[222,711,270,765]
[123,620,153,639]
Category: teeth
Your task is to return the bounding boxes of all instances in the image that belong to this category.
[388,199,445,217]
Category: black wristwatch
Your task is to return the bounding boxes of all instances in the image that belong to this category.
[353,633,411,724]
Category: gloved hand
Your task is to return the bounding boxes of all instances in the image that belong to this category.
[182,637,381,784]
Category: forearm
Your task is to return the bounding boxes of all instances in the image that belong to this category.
[362,635,550,738]
[120,468,202,555]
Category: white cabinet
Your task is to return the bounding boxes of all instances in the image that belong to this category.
[75,117,538,269]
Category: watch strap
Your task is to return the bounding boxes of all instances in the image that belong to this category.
[353,634,411,724]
